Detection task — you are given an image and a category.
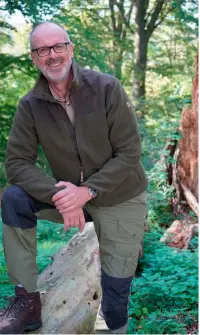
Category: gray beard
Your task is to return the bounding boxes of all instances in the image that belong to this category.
[39,59,72,83]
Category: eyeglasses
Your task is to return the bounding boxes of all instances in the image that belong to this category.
[31,42,70,57]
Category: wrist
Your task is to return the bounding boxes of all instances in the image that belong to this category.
[80,186,93,201]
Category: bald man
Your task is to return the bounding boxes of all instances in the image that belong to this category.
[0,22,148,334]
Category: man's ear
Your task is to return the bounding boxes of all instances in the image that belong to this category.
[30,51,37,66]
[69,42,74,58]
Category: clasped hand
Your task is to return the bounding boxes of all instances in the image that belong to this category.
[52,181,92,232]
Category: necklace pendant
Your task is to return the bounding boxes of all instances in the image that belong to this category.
[66,93,70,106]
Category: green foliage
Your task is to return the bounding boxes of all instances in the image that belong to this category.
[146,160,175,229]
[0,19,16,46]
[188,236,198,252]
[2,0,63,23]
[0,64,36,187]
[0,53,37,78]
[54,6,115,74]
[36,220,78,273]
[128,229,198,334]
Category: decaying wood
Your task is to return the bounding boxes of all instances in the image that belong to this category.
[177,54,198,202]
[160,129,179,186]
[35,222,101,334]
[160,218,198,249]
[160,56,198,248]
[164,54,198,216]
[180,182,199,216]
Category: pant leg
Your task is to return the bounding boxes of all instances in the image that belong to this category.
[86,191,148,332]
[1,185,55,292]
[101,269,132,332]
[1,185,93,293]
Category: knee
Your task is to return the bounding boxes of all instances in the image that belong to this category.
[1,185,33,216]
[1,186,37,229]
[2,185,27,204]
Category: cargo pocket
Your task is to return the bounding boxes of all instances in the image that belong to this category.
[113,238,141,278]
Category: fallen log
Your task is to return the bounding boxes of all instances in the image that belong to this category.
[36,222,101,334]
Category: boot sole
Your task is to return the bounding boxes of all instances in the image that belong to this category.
[23,320,42,333]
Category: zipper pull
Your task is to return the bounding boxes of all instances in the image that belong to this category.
[80,166,84,183]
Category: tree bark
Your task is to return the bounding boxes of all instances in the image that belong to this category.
[164,54,198,216]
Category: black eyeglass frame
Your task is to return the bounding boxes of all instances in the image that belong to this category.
[31,42,70,57]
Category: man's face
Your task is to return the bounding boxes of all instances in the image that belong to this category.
[30,24,74,83]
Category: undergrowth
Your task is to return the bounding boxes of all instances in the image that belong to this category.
[127,229,198,334]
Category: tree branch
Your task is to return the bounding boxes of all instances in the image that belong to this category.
[146,0,166,39]
[110,0,134,34]
[109,0,117,32]
[143,0,150,24]
[127,0,135,24]
[152,5,174,31]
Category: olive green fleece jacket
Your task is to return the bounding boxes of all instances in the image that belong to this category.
[5,60,148,206]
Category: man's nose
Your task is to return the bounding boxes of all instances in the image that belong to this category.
[49,47,58,58]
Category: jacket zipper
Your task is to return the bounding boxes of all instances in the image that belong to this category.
[80,166,84,183]
[70,93,84,183]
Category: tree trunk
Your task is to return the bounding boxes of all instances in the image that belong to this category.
[113,41,124,80]
[165,54,198,216]
[160,55,198,248]
[132,0,171,115]
[35,222,101,334]
[133,0,148,116]
[109,0,127,81]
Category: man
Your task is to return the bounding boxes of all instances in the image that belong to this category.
[0,21,148,334]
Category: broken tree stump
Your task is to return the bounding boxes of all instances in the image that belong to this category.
[163,54,198,216]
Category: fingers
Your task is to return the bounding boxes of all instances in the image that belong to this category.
[71,217,80,228]
[62,209,86,233]
[55,197,75,210]
[53,183,88,213]
[64,217,80,231]
[64,217,79,231]
[52,188,68,202]
[55,181,70,187]
[63,215,70,232]
[52,183,73,202]
[58,205,77,214]
[79,212,86,233]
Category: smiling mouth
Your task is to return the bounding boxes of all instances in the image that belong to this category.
[48,62,63,68]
